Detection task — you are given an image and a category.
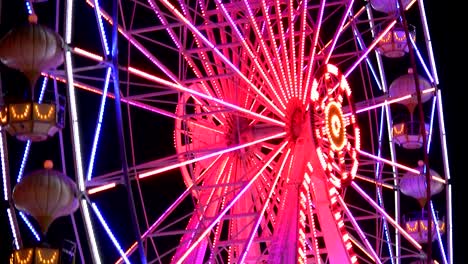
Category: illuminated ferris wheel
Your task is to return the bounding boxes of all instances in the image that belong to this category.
[0,0,453,264]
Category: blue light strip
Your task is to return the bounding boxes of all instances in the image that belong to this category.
[17,77,47,183]
[376,108,396,264]
[91,203,131,264]
[92,0,110,55]
[409,39,434,84]
[426,97,437,153]
[86,67,112,181]
[14,77,49,240]
[430,201,448,264]
[352,15,396,263]
[19,212,40,241]
[38,77,48,102]
[351,16,383,91]
[25,1,34,15]
[1,128,9,201]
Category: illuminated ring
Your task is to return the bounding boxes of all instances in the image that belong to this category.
[325,101,346,151]
[310,64,360,188]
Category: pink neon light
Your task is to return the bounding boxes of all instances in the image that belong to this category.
[237,147,292,263]
[358,149,420,174]
[87,183,116,195]
[139,131,286,179]
[354,174,394,189]
[176,141,288,263]
[343,21,397,79]
[242,1,288,108]
[116,186,195,264]
[45,74,177,119]
[128,67,285,127]
[358,150,448,184]
[336,194,380,262]
[303,0,326,106]
[324,0,355,64]
[353,88,436,115]
[160,0,286,118]
[73,47,103,61]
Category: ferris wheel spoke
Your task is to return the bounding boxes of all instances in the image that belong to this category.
[92,0,289,121]
[238,0,289,106]
[350,181,424,252]
[236,148,293,263]
[140,130,286,179]
[172,141,288,263]
[130,68,285,127]
[259,3,292,103]
[155,0,286,118]
[342,21,397,80]
[336,192,382,263]
[357,149,446,182]
[322,0,355,64]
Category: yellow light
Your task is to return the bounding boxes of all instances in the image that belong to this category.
[33,103,56,121]
[13,249,33,264]
[0,107,8,124]
[10,103,31,121]
[36,248,59,264]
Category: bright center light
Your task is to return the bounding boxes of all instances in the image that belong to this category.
[325,101,346,151]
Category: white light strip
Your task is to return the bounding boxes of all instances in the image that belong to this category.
[430,201,448,264]
[64,1,101,261]
[1,130,21,248]
[0,128,8,201]
[65,0,73,43]
[417,0,439,84]
[81,200,102,264]
[7,208,19,249]
[65,48,102,264]
[65,51,85,191]
[436,89,453,264]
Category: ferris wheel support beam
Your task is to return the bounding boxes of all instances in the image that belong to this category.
[63,0,103,262]
[397,0,434,261]
[435,89,453,264]
[416,0,452,261]
[108,0,147,263]
[0,3,23,251]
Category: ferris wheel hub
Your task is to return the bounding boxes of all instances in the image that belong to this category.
[285,98,307,141]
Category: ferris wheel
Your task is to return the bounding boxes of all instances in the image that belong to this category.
[0,0,453,264]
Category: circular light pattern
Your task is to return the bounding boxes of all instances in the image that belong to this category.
[325,101,346,151]
[310,64,360,188]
